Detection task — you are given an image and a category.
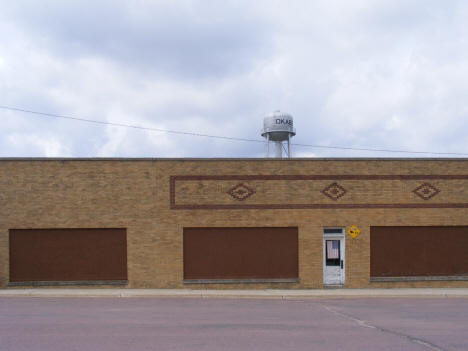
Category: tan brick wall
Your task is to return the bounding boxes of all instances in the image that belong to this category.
[1,158,468,289]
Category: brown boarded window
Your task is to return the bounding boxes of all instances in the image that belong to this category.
[371,226,468,277]
[9,229,127,282]
[183,227,298,280]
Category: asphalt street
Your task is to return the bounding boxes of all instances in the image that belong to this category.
[0,297,466,351]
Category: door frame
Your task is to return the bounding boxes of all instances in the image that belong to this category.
[323,228,345,286]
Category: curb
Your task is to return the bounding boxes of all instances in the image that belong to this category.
[1,288,468,299]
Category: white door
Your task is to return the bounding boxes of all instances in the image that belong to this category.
[323,229,345,286]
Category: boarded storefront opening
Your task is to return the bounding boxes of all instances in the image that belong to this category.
[183,227,298,281]
[9,229,127,283]
[371,226,468,277]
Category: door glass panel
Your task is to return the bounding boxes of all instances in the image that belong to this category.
[326,240,340,266]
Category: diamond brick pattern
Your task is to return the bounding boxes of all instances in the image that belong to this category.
[170,174,468,210]
[227,183,256,201]
[321,182,347,201]
[413,183,440,200]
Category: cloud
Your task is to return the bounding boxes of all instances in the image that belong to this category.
[6,133,72,157]
[1,1,275,79]
[1,0,467,158]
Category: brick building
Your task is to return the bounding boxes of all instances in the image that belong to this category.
[1,158,468,289]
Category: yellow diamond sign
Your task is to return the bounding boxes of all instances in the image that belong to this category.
[347,225,361,239]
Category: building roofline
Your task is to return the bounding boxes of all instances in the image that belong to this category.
[1,157,468,162]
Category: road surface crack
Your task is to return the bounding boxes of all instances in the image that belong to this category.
[319,304,446,351]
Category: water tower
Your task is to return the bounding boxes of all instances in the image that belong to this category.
[261,111,296,158]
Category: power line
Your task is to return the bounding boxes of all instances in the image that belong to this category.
[0,105,263,144]
[292,142,468,156]
[1,105,467,156]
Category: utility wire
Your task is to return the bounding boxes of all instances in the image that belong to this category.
[282,142,289,157]
[0,105,263,144]
[1,105,467,156]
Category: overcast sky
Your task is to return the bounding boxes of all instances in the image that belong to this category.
[1,0,467,158]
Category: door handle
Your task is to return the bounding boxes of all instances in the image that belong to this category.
[341,260,343,269]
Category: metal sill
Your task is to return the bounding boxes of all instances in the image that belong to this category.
[8,280,129,287]
[370,276,468,282]
[323,284,346,289]
[183,279,300,284]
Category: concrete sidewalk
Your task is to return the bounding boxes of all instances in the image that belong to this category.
[1,288,468,298]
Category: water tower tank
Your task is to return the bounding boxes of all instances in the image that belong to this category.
[261,111,296,158]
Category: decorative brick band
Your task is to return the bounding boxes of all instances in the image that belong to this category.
[170,175,468,210]
[172,203,468,210]
[171,175,468,181]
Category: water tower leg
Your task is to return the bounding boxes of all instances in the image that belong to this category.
[275,141,282,158]
[265,134,270,158]
[288,133,291,158]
